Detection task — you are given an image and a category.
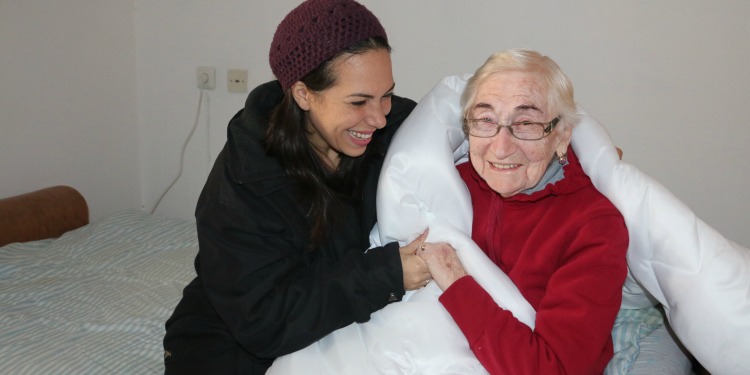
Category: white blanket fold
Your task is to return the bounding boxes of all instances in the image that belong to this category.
[268,75,750,375]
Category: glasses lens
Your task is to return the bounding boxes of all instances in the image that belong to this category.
[469,119,498,137]
[511,122,545,140]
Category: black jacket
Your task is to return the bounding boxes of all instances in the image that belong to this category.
[164,81,416,374]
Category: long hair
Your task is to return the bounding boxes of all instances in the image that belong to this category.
[265,36,391,249]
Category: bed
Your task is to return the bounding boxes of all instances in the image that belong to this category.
[0,186,197,374]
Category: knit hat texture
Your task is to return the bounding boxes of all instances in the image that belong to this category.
[269,0,387,89]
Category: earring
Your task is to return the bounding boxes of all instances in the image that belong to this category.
[557,152,568,165]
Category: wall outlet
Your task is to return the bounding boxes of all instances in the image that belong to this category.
[197,66,215,90]
[227,69,248,93]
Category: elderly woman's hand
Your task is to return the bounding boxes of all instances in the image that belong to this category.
[418,242,467,291]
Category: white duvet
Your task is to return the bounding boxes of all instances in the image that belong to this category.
[268,75,750,375]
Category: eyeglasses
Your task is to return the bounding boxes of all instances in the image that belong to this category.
[463,117,560,140]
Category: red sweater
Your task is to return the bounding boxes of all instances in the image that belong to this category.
[441,148,628,375]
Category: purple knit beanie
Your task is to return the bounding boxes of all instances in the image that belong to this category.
[269,0,388,90]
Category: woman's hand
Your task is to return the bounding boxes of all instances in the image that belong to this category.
[399,230,432,290]
[418,242,467,291]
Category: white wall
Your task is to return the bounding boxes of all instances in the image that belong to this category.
[135,1,750,247]
[0,0,140,220]
[3,1,748,247]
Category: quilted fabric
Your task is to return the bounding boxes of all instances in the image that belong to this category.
[572,107,750,375]
[269,74,750,374]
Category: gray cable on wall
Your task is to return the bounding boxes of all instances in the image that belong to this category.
[150,89,206,214]
[205,91,211,175]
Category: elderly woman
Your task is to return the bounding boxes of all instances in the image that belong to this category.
[419,49,629,375]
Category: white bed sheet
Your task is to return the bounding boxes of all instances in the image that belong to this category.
[0,210,197,374]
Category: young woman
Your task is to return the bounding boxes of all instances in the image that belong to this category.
[163,1,430,373]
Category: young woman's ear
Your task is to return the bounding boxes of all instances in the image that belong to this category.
[291,81,312,111]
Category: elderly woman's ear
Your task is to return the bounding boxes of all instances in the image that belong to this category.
[616,147,623,160]
[555,125,574,159]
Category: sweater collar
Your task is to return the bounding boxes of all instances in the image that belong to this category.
[520,155,566,195]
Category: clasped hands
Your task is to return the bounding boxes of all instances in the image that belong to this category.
[399,229,468,291]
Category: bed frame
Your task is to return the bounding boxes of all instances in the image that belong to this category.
[0,185,89,247]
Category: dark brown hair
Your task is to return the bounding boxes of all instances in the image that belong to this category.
[265,37,391,249]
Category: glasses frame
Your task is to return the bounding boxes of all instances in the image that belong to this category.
[463,117,560,140]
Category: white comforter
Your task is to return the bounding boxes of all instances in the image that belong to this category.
[268,75,750,375]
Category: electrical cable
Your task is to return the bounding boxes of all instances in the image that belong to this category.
[150,89,205,214]
[205,91,211,173]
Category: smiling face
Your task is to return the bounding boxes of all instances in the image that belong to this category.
[291,48,394,168]
[468,70,571,197]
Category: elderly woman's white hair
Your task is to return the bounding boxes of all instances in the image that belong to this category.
[460,48,579,131]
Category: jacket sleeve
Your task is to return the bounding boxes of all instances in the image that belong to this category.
[195,172,405,360]
[193,92,415,361]
[439,210,628,375]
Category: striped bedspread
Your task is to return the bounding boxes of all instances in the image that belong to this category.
[0,210,198,374]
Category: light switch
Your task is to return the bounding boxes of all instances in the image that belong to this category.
[227,69,248,93]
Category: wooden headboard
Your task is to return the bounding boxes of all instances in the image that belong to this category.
[0,186,89,247]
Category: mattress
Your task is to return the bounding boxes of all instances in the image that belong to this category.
[0,210,198,374]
